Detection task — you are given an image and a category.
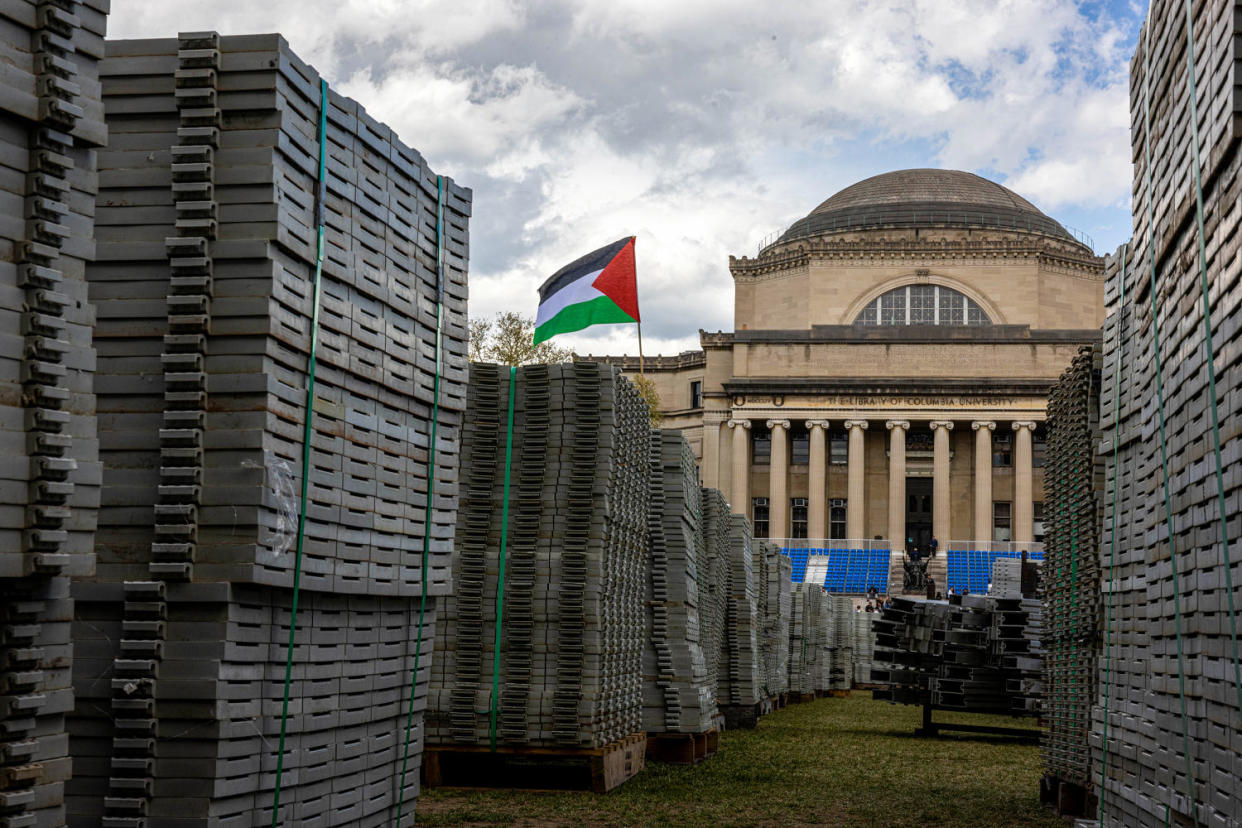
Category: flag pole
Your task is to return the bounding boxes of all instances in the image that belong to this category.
[637,321,645,375]
[632,235,644,376]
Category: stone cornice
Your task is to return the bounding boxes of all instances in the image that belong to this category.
[577,351,706,370]
[729,233,1104,283]
[730,326,1102,345]
[723,377,1055,397]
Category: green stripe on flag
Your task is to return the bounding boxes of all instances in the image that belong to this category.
[532,294,634,344]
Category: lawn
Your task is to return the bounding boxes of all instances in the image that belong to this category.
[417,692,1061,827]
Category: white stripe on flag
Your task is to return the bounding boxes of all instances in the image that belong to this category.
[535,267,605,327]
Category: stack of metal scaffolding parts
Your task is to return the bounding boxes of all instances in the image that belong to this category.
[0,3,108,827]
[642,430,717,736]
[697,486,729,718]
[426,363,648,765]
[989,556,1024,598]
[1039,347,1103,796]
[67,32,470,826]
[853,613,876,686]
[756,540,792,703]
[708,498,763,726]
[872,596,1043,716]
[826,596,854,692]
[787,584,826,698]
[1083,0,1242,824]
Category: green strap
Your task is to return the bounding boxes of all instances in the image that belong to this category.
[1182,0,1242,722]
[1140,7,1199,821]
[1098,244,1127,822]
[272,77,329,827]
[395,175,447,823]
[490,365,517,750]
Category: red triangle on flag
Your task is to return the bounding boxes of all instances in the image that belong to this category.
[591,236,639,321]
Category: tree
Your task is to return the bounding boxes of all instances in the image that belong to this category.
[468,311,572,366]
[631,374,664,427]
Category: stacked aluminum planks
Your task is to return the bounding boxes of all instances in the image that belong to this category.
[0,3,109,827]
[66,31,468,827]
[427,363,648,749]
[714,510,761,708]
[853,612,876,686]
[642,430,716,735]
[70,582,433,827]
[698,487,730,708]
[787,584,825,696]
[87,32,469,593]
[1085,0,1242,823]
[755,540,791,699]
[1040,346,1103,791]
[872,595,1043,715]
[827,596,853,691]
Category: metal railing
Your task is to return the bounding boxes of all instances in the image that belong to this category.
[943,540,1044,555]
[765,538,893,552]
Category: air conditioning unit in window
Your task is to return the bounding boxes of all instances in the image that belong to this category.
[791,497,807,506]
[830,498,846,507]
[753,497,769,506]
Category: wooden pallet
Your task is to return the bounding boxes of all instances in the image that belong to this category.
[789,692,816,704]
[827,689,852,698]
[719,701,764,729]
[853,683,886,692]
[422,733,646,793]
[1039,774,1097,818]
[646,728,719,765]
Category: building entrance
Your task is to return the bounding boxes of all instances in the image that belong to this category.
[906,477,933,554]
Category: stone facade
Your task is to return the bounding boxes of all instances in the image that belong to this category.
[589,170,1105,550]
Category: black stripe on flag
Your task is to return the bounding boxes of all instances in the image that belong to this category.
[537,236,634,301]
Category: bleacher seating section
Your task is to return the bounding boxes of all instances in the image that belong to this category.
[945,548,1045,594]
[780,547,890,593]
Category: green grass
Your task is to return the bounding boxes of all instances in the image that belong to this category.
[418,692,1061,827]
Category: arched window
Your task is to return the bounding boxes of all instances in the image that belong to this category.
[854,284,991,326]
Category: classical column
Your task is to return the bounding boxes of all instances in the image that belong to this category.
[1013,421,1037,544]
[973,421,996,543]
[728,419,751,517]
[766,419,791,539]
[701,417,723,490]
[718,417,733,500]
[806,420,830,540]
[886,420,909,551]
[844,420,868,540]
[930,420,954,544]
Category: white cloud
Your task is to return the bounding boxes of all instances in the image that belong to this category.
[108,0,1140,353]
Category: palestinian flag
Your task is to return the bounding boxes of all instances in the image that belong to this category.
[533,236,639,344]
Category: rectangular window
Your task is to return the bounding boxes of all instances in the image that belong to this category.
[993,432,1013,467]
[752,426,771,465]
[1032,424,1047,468]
[1033,502,1045,544]
[689,380,702,410]
[790,498,808,539]
[829,430,848,465]
[830,502,846,539]
[880,290,904,325]
[791,427,810,465]
[993,501,1012,543]
[910,284,935,324]
[752,497,770,539]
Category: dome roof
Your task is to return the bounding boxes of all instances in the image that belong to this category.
[776,168,1080,247]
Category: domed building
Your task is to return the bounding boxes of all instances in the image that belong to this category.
[599,169,1104,568]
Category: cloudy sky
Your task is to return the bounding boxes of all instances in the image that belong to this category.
[112,0,1144,355]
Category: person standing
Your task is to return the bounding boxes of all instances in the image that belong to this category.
[930,537,939,558]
